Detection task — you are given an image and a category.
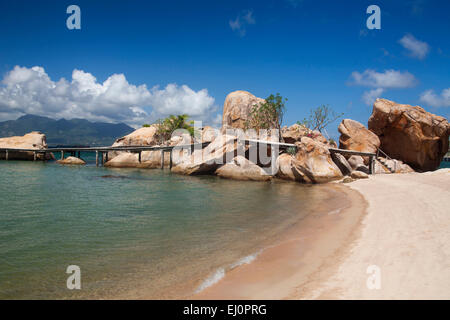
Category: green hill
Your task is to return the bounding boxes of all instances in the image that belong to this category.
[0,115,134,146]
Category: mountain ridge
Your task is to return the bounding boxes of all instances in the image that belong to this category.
[0,115,135,146]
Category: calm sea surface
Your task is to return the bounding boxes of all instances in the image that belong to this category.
[0,154,342,299]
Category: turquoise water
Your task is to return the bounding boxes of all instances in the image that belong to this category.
[439,161,450,169]
[0,157,335,299]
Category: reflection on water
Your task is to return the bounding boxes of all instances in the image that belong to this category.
[0,160,336,299]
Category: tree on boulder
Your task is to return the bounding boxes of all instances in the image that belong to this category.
[154,114,194,143]
[299,105,343,133]
[246,93,286,132]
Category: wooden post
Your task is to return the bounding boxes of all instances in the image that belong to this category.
[5,149,8,161]
[102,152,105,166]
[369,155,374,174]
[138,151,142,163]
[271,145,277,175]
[105,152,109,163]
[169,149,173,170]
[161,150,165,169]
[96,150,99,167]
[77,151,81,158]
[33,151,37,161]
[61,150,65,160]
[43,152,46,161]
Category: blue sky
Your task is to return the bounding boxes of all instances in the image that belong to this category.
[0,0,449,138]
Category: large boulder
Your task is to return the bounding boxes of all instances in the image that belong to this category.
[112,126,159,147]
[109,126,159,160]
[347,155,364,170]
[368,98,450,171]
[57,156,86,165]
[338,119,380,164]
[281,124,309,144]
[200,126,219,144]
[293,137,343,183]
[275,153,310,182]
[331,152,352,176]
[281,124,329,145]
[0,131,53,160]
[104,152,139,168]
[215,156,271,181]
[172,134,239,175]
[221,90,265,133]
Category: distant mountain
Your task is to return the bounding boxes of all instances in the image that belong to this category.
[0,115,135,146]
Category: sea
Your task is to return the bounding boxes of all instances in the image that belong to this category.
[0,153,338,299]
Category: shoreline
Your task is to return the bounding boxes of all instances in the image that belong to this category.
[191,169,450,300]
[191,183,367,299]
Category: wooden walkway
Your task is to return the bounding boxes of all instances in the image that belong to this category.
[0,139,395,174]
[0,142,210,168]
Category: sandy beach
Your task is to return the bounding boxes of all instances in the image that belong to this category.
[193,169,450,300]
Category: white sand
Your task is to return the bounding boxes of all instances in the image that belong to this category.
[298,169,450,299]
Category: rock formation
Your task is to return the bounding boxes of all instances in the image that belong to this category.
[331,152,352,176]
[109,125,159,160]
[351,171,369,179]
[293,137,343,183]
[104,153,140,168]
[221,90,265,133]
[0,131,53,160]
[172,135,239,175]
[57,156,86,165]
[216,156,271,181]
[368,98,450,171]
[338,119,380,164]
[276,153,305,182]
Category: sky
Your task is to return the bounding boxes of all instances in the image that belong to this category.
[0,0,449,139]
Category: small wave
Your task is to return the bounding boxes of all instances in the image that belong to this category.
[328,208,342,215]
[195,251,261,294]
[230,251,260,269]
[195,268,225,293]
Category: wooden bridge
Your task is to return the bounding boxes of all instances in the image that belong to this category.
[0,143,209,169]
[0,139,404,174]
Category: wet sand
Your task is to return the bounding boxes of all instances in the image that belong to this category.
[193,169,450,300]
[192,183,367,299]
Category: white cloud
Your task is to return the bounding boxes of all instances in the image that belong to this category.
[229,10,255,37]
[420,88,450,107]
[398,34,430,60]
[362,88,384,106]
[350,69,417,88]
[0,66,220,127]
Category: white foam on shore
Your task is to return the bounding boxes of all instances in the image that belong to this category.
[328,208,342,215]
[230,251,261,269]
[195,268,225,293]
[195,251,262,293]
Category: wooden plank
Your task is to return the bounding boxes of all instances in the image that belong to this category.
[244,138,296,148]
[329,148,376,157]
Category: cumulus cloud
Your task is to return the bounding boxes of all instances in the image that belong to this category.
[229,10,255,37]
[362,88,384,106]
[398,34,430,60]
[0,66,220,127]
[420,88,450,107]
[350,69,417,89]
